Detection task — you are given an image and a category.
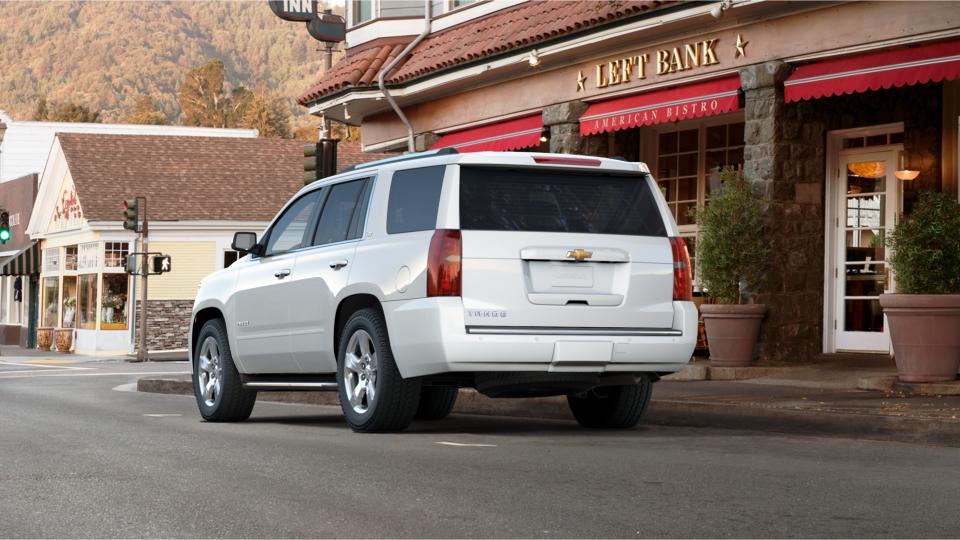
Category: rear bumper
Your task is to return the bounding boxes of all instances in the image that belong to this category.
[382,297,697,378]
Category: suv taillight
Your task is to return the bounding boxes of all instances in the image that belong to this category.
[669,237,692,301]
[427,229,462,297]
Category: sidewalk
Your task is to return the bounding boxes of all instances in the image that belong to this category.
[0,344,187,363]
[136,357,960,446]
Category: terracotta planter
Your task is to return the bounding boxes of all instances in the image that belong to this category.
[879,294,960,383]
[700,304,766,367]
[36,327,53,351]
[55,328,74,353]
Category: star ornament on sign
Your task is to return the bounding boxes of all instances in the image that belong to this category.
[576,70,587,92]
[735,33,749,58]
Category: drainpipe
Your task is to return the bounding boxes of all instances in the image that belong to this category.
[378,0,432,153]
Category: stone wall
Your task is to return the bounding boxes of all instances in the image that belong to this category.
[132,299,192,351]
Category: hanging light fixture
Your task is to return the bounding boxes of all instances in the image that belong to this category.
[895,150,919,181]
[527,49,541,67]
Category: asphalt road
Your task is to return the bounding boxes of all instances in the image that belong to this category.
[1,359,959,538]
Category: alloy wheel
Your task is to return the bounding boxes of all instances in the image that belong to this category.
[343,329,379,414]
[197,336,223,407]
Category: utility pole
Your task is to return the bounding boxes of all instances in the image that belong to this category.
[137,196,148,363]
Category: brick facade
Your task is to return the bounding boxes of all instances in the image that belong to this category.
[133,299,192,351]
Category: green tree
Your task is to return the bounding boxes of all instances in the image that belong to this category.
[178,59,230,127]
[121,95,170,125]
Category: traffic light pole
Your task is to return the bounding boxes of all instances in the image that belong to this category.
[137,197,149,363]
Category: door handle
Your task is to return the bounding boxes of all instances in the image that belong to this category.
[329,260,349,270]
[274,269,291,279]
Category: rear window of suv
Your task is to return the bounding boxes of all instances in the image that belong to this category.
[459,166,667,237]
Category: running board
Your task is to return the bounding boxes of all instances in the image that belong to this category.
[241,380,338,391]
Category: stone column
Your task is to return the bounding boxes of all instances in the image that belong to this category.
[543,101,588,154]
[414,132,440,153]
[740,61,827,363]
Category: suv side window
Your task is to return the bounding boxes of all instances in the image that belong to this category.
[387,166,445,234]
[263,190,322,257]
[313,178,368,246]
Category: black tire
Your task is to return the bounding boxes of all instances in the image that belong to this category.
[566,377,653,429]
[193,318,256,422]
[336,308,421,432]
[415,387,459,420]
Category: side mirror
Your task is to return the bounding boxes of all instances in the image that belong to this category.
[232,232,261,256]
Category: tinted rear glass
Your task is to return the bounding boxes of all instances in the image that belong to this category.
[459,167,667,237]
[387,166,445,234]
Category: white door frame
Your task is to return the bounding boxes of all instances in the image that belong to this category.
[823,122,903,354]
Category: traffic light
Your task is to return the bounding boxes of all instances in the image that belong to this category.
[303,139,339,184]
[0,212,9,244]
[123,198,139,231]
[304,143,319,184]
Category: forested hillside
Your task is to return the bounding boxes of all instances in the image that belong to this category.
[0,0,336,127]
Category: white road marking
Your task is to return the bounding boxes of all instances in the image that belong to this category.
[143,413,182,418]
[0,371,190,380]
[435,441,497,448]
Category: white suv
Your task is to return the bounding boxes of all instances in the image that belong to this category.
[189,151,696,432]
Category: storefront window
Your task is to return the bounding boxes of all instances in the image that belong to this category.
[62,276,78,328]
[0,276,6,323]
[100,274,128,330]
[63,245,78,271]
[43,248,59,274]
[78,274,98,330]
[656,119,745,227]
[104,242,129,268]
[79,242,100,271]
[42,277,59,327]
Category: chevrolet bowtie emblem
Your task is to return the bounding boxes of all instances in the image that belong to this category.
[566,249,593,262]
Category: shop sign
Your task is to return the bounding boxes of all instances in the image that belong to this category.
[267,0,317,22]
[577,34,748,92]
[50,177,86,233]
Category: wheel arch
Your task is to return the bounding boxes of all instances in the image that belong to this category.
[191,306,225,364]
[334,293,384,357]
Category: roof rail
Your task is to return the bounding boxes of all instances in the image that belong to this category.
[342,147,458,173]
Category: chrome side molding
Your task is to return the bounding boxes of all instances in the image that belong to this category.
[465,326,682,337]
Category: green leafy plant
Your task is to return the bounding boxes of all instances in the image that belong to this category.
[693,167,768,304]
[886,190,960,294]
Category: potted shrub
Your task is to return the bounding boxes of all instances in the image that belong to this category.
[695,168,769,367]
[880,190,960,383]
[36,327,53,351]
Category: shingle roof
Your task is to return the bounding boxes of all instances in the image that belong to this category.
[299,0,665,105]
[58,133,307,222]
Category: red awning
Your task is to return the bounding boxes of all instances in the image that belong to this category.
[579,77,740,136]
[785,40,960,103]
[431,115,543,152]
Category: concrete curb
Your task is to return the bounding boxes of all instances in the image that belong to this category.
[857,375,960,396]
[137,376,960,445]
[662,362,800,381]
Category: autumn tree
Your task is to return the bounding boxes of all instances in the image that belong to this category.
[33,97,101,122]
[178,59,231,128]
[236,85,291,138]
[121,95,170,125]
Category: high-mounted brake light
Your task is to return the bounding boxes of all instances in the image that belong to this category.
[669,237,693,302]
[427,229,462,297]
[532,156,602,167]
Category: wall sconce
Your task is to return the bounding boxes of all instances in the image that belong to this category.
[895,150,919,181]
[527,49,541,68]
[343,104,351,120]
[539,132,548,143]
[710,0,733,19]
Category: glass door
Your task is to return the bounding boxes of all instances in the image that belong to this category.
[834,150,898,352]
